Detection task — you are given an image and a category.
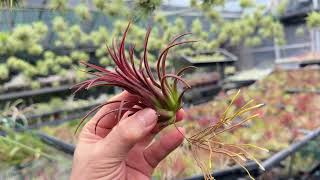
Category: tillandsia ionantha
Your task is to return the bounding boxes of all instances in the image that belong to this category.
[74,22,267,180]
[73,22,196,132]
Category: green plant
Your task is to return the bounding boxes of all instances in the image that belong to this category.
[7,56,37,77]
[27,44,43,55]
[0,127,55,166]
[49,0,68,11]
[32,21,48,36]
[275,0,288,15]
[0,32,8,54]
[103,0,126,17]
[56,55,72,66]
[245,36,262,47]
[5,24,46,54]
[0,64,9,80]
[307,11,320,28]
[190,1,286,48]
[132,0,162,19]
[52,16,68,32]
[1,99,31,127]
[99,57,111,66]
[70,50,89,62]
[95,46,106,57]
[75,3,91,21]
[191,19,209,49]
[240,0,254,8]
[30,81,41,89]
[154,12,169,30]
[93,0,106,10]
[74,24,195,130]
[295,27,305,36]
[0,0,21,7]
[90,27,109,46]
[52,16,77,48]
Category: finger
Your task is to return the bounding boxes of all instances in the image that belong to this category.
[176,109,185,122]
[143,127,185,168]
[151,109,185,133]
[98,108,158,158]
[84,91,138,137]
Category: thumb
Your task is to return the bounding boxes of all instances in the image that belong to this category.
[99,108,157,157]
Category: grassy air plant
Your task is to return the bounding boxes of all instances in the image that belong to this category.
[186,90,267,180]
[74,23,267,179]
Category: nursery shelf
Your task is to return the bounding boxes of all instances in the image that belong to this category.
[178,49,238,79]
[180,49,238,66]
[36,132,75,155]
[184,83,222,105]
[20,101,101,129]
[226,68,273,83]
[0,85,114,104]
[0,85,72,102]
[276,53,320,69]
[285,88,320,94]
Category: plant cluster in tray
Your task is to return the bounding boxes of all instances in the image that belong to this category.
[0,94,109,129]
[24,94,109,116]
[0,103,72,177]
[0,128,55,167]
[188,53,226,63]
[185,72,220,87]
[0,113,58,168]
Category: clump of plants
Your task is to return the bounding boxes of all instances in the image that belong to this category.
[0,128,54,166]
[0,64,9,81]
[74,23,266,179]
[0,101,55,166]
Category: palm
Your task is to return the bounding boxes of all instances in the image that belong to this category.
[71,92,185,180]
[125,140,157,179]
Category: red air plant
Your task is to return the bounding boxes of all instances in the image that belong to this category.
[73,22,196,132]
[74,23,267,180]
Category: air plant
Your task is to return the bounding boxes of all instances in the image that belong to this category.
[186,90,267,180]
[1,99,32,128]
[74,22,196,132]
[0,101,56,164]
[74,23,267,179]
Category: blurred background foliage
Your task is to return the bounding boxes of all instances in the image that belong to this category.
[1,1,320,179]
[0,0,295,91]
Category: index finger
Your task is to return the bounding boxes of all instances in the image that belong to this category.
[83,91,138,137]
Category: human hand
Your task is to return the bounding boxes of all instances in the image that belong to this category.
[70,91,185,180]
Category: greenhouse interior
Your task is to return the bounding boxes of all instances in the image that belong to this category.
[1,0,320,179]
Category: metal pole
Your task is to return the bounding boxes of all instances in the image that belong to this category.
[274,38,281,60]
[313,0,319,9]
[311,29,315,52]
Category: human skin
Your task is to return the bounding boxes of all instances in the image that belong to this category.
[70,91,185,180]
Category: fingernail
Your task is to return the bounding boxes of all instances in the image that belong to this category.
[140,108,157,127]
